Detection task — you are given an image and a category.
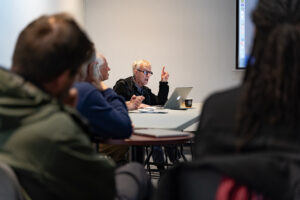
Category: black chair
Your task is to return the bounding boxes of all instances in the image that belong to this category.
[154,163,222,200]
[0,162,24,200]
[154,162,271,200]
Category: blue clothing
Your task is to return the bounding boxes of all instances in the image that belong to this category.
[74,82,132,139]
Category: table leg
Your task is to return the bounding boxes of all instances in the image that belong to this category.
[180,144,188,162]
[130,146,145,164]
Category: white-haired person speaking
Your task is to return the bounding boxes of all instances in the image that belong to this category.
[113,59,180,172]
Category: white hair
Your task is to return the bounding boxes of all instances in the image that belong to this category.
[132,59,151,75]
[80,52,96,81]
[94,54,105,81]
[78,53,107,82]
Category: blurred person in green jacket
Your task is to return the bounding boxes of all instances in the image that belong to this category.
[0,13,152,200]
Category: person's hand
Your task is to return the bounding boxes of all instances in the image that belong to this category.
[126,95,145,110]
[132,95,144,106]
[138,103,150,109]
[96,81,109,91]
[161,66,169,82]
[63,88,78,107]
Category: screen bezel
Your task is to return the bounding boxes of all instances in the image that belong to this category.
[235,0,241,70]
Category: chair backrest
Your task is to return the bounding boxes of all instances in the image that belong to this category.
[155,163,222,200]
[0,162,24,200]
[154,163,268,200]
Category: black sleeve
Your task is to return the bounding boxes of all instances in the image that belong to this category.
[157,81,169,105]
[113,79,132,101]
[149,82,169,105]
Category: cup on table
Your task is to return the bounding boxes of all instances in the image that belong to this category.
[184,98,193,108]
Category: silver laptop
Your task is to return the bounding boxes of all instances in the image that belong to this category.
[134,128,190,138]
[163,87,192,110]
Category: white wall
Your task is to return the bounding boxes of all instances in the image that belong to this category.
[85,0,244,102]
[0,0,85,69]
[0,0,244,102]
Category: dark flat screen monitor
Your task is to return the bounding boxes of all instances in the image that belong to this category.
[236,0,258,69]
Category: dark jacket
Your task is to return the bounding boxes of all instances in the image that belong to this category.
[74,82,132,139]
[0,68,116,200]
[194,86,300,199]
[113,76,169,105]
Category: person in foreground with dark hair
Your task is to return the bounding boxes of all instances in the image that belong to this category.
[192,0,300,199]
[0,13,152,200]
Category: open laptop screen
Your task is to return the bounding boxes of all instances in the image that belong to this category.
[163,87,192,109]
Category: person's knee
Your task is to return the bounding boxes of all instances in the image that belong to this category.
[117,162,146,178]
[115,162,153,200]
[117,162,142,171]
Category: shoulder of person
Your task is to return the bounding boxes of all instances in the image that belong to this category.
[74,82,101,98]
[202,86,241,113]
[12,103,93,146]
[114,78,126,86]
[39,102,93,139]
[114,76,134,87]
[62,105,94,137]
[73,82,97,92]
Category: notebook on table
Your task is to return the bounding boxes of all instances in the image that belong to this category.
[134,128,190,138]
[138,106,168,113]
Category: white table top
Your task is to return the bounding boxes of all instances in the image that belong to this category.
[129,103,202,131]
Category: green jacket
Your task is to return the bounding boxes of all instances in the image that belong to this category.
[0,68,116,200]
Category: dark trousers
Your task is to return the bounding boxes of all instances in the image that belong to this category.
[152,145,180,167]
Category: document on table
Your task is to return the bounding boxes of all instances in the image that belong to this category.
[138,107,168,114]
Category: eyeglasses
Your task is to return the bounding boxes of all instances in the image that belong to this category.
[137,69,153,76]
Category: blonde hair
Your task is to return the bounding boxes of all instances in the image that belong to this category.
[132,59,151,74]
